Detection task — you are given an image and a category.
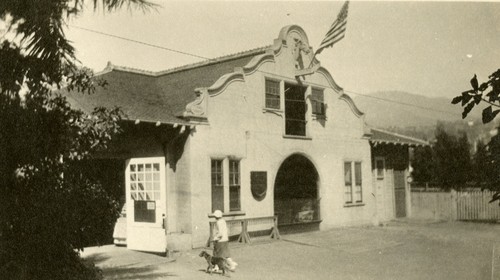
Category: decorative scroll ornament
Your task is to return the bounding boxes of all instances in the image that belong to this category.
[183,88,208,121]
[292,38,312,70]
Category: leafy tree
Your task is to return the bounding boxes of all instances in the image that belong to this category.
[472,140,492,189]
[412,125,472,190]
[411,145,435,185]
[455,132,473,184]
[452,70,500,123]
[0,1,154,279]
[488,128,500,189]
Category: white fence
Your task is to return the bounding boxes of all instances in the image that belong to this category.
[456,190,500,220]
[411,189,500,221]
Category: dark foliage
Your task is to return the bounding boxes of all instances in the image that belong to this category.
[411,124,472,190]
[0,1,153,279]
[452,70,500,124]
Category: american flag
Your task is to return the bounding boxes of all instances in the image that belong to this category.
[315,1,349,55]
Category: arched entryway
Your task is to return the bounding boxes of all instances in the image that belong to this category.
[274,154,320,232]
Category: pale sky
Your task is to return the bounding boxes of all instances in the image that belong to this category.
[65,1,500,99]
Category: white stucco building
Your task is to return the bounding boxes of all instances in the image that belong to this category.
[66,25,427,253]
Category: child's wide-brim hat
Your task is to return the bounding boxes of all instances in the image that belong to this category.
[213,210,223,218]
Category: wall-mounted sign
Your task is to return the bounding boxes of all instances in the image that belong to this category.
[147,201,156,210]
[251,171,267,201]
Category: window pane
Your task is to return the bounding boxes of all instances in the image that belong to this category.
[153,173,160,181]
[138,183,144,190]
[355,186,362,202]
[265,80,280,109]
[212,186,224,213]
[153,182,160,191]
[312,89,325,115]
[138,173,144,182]
[355,162,362,185]
[131,183,136,190]
[145,164,151,172]
[344,191,352,203]
[130,174,136,182]
[376,159,384,178]
[146,182,152,190]
[131,192,137,200]
[130,165,136,172]
[211,159,224,212]
[138,164,144,172]
[153,163,160,171]
[211,159,223,186]
[230,185,240,211]
[355,162,362,202]
[344,162,352,185]
[229,160,240,186]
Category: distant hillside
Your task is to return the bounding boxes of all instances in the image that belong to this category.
[352,91,497,142]
[352,91,481,128]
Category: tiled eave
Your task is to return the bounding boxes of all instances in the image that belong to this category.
[369,128,430,147]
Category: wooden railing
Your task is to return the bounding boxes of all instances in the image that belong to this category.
[206,216,281,247]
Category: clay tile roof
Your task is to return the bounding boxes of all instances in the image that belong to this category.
[63,46,270,125]
[369,128,430,147]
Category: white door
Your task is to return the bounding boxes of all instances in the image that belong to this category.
[125,157,167,253]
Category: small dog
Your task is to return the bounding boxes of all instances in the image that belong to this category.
[199,250,231,276]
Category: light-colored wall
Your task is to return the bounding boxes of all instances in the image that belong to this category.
[185,27,377,248]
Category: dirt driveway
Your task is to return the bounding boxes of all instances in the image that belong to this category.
[82,220,500,280]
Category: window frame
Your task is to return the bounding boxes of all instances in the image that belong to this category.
[284,82,307,137]
[211,158,225,213]
[344,161,363,205]
[210,157,243,214]
[375,157,386,180]
[125,157,166,226]
[265,79,281,110]
[229,159,241,212]
[311,87,326,118]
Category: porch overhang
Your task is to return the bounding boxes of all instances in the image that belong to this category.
[369,128,430,147]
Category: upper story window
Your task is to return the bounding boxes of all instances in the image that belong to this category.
[265,79,280,110]
[311,88,325,117]
[284,83,307,137]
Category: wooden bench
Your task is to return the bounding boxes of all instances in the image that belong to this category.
[206,216,281,247]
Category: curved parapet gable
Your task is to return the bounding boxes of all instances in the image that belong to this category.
[181,24,365,122]
[205,68,245,97]
[315,66,365,118]
[242,50,275,75]
[273,25,311,53]
[316,67,343,93]
[339,93,364,118]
